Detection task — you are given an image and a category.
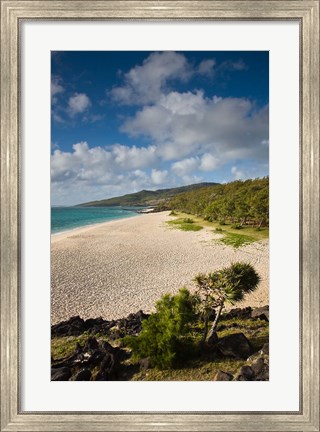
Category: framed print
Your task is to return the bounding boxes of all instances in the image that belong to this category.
[1,1,319,431]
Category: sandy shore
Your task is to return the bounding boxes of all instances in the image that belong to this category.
[51,212,269,324]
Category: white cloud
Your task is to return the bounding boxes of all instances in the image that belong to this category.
[171,153,219,178]
[171,157,199,176]
[112,144,157,169]
[231,166,246,180]
[123,91,269,163]
[151,169,168,185]
[220,59,247,72]
[200,153,219,171]
[110,51,191,105]
[67,93,91,117]
[51,77,64,97]
[198,59,216,76]
[51,142,163,204]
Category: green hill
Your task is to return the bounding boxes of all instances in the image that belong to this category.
[78,182,219,207]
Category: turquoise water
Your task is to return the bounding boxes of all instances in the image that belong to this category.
[51,206,141,234]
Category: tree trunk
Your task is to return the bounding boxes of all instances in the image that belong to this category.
[207,304,223,342]
[201,316,209,345]
[241,216,247,227]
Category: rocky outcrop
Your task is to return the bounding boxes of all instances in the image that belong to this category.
[51,306,269,381]
[217,333,253,359]
[51,310,149,339]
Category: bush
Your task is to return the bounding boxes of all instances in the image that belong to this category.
[169,210,177,216]
[215,227,223,232]
[231,224,242,230]
[124,289,197,369]
[219,220,226,226]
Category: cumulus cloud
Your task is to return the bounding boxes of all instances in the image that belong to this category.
[171,157,199,176]
[51,142,164,204]
[171,153,219,177]
[67,93,91,117]
[110,51,191,105]
[200,153,219,171]
[123,90,269,164]
[151,169,168,185]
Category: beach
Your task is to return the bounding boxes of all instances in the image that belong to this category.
[51,211,269,324]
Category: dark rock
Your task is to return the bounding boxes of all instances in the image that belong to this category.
[74,368,92,381]
[75,342,83,354]
[236,365,254,381]
[257,368,269,381]
[51,316,85,337]
[95,352,116,380]
[84,337,99,351]
[134,310,149,321]
[214,371,233,381]
[109,329,125,340]
[251,306,269,321]
[139,357,151,371]
[251,357,265,375]
[222,307,252,320]
[217,333,252,359]
[51,367,71,381]
[100,340,116,353]
[207,331,219,345]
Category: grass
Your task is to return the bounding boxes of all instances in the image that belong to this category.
[130,318,268,380]
[166,217,203,232]
[131,357,244,381]
[167,211,268,247]
[51,315,268,381]
[51,332,110,361]
[218,231,255,248]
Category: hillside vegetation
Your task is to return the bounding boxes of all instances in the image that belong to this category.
[167,177,269,228]
[78,182,219,207]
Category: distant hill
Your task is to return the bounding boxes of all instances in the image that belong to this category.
[77,182,219,207]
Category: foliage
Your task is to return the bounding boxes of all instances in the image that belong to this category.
[169,177,269,228]
[124,288,197,369]
[194,263,260,341]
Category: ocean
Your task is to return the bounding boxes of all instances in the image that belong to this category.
[51,206,142,234]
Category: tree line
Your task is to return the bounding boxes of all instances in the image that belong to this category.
[167,177,269,228]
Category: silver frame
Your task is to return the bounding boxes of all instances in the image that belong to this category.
[1,1,319,431]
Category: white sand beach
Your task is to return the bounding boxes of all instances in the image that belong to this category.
[51,212,269,324]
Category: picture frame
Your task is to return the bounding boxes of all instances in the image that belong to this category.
[1,1,319,431]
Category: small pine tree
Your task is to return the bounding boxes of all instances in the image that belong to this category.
[194,262,260,344]
[124,288,197,369]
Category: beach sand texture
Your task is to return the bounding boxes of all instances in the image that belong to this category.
[51,212,269,324]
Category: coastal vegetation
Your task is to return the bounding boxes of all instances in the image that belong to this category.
[167,177,269,228]
[51,263,269,381]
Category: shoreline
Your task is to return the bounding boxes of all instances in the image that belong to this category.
[51,213,143,243]
[51,211,269,324]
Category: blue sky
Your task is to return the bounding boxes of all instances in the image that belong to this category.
[51,51,269,205]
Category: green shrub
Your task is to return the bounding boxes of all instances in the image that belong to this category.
[231,224,242,230]
[215,227,223,232]
[124,289,197,369]
[219,220,226,226]
[169,210,177,216]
